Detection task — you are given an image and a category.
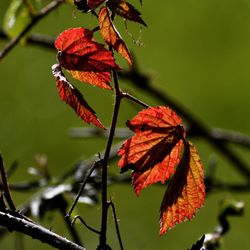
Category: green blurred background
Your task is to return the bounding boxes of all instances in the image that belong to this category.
[0,0,250,249]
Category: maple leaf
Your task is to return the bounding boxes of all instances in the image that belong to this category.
[99,6,132,65]
[160,141,205,235]
[107,0,147,26]
[52,64,105,129]
[118,106,185,196]
[54,27,119,89]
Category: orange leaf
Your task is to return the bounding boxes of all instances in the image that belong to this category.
[99,6,132,65]
[69,70,112,90]
[160,141,205,235]
[107,0,147,26]
[52,64,105,129]
[54,27,119,89]
[118,106,185,196]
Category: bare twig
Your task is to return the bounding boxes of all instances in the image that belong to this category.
[0,0,64,61]
[0,210,85,250]
[0,155,16,211]
[67,160,101,217]
[72,215,100,235]
[108,201,124,250]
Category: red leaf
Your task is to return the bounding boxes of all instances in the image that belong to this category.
[54,27,119,89]
[160,142,205,235]
[52,64,105,129]
[107,0,147,26]
[118,106,185,196]
[99,6,132,65]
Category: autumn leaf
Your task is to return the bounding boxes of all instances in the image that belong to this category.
[118,106,185,196]
[107,0,147,26]
[99,6,132,65]
[52,64,105,129]
[160,141,205,235]
[74,0,105,12]
[54,27,119,89]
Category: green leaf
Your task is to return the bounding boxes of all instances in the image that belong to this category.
[3,0,32,39]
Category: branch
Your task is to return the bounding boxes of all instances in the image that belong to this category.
[0,30,55,50]
[0,210,85,250]
[0,155,16,211]
[0,0,64,61]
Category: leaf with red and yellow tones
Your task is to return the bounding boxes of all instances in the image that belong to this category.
[52,64,105,129]
[160,141,205,235]
[54,27,119,89]
[69,70,112,90]
[118,106,185,196]
[107,0,147,27]
[99,6,132,65]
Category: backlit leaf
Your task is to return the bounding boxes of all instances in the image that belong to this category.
[99,6,132,65]
[52,64,105,129]
[54,27,119,89]
[118,106,185,196]
[107,0,147,26]
[160,142,205,235]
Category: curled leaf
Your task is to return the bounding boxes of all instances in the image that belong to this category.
[52,64,105,129]
[99,6,132,65]
[160,142,205,235]
[107,0,147,26]
[118,106,185,196]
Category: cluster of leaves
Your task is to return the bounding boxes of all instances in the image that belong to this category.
[50,0,206,235]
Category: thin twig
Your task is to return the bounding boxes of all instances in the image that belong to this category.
[0,155,16,211]
[0,0,64,61]
[121,91,149,108]
[72,215,100,235]
[67,160,100,217]
[99,69,122,248]
[0,210,86,250]
[108,201,124,250]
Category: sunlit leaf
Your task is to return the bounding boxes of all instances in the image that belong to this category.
[160,142,205,235]
[99,6,132,65]
[107,0,147,26]
[52,64,105,129]
[118,106,185,196]
[55,27,119,89]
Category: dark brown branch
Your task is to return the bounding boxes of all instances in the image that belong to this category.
[0,210,85,250]
[0,155,16,211]
[0,0,63,61]
[99,68,122,249]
